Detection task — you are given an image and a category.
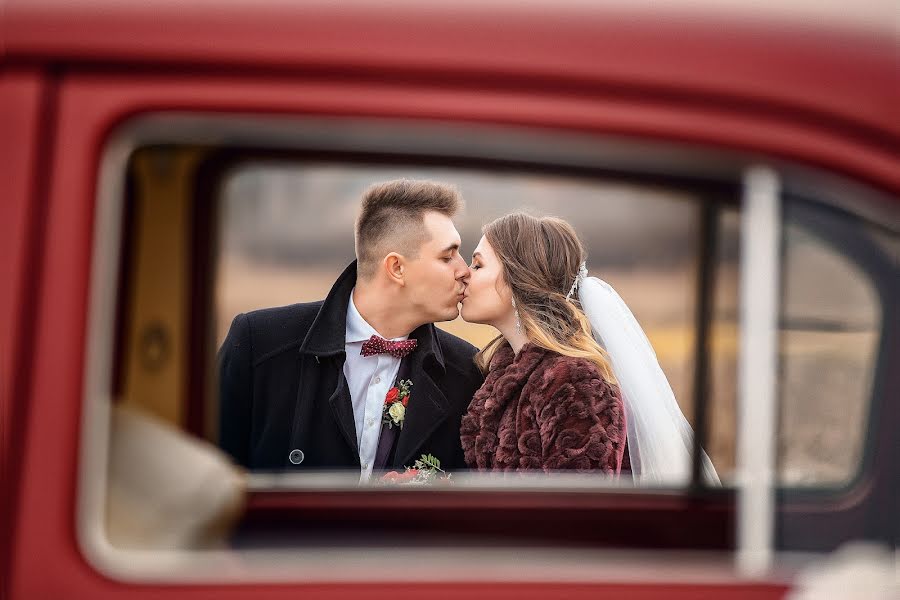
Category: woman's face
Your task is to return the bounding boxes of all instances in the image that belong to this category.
[460,236,515,327]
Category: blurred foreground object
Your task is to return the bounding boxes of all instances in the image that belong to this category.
[786,543,898,600]
[107,405,247,549]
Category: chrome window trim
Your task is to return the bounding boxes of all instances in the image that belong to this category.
[735,167,781,577]
[79,111,881,584]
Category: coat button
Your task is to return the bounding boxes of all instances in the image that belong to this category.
[289,449,305,465]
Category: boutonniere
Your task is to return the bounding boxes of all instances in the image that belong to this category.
[381,454,451,485]
[382,378,412,429]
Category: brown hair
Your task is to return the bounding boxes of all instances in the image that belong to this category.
[474,212,617,384]
[355,179,462,279]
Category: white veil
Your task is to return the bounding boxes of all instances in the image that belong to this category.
[577,276,720,486]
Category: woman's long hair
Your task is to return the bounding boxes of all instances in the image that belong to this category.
[474,212,616,384]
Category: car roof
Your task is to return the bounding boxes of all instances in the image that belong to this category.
[4,0,898,141]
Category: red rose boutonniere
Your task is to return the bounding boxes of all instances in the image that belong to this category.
[382,379,412,429]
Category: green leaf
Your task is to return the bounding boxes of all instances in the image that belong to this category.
[415,453,443,471]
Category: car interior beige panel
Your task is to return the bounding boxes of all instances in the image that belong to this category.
[121,149,203,426]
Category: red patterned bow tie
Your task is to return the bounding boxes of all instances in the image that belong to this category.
[360,335,418,358]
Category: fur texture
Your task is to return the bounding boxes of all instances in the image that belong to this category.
[460,343,626,473]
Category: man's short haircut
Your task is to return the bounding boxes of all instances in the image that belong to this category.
[355,179,462,279]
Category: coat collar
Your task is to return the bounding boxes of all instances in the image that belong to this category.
[489,342,547,374]
[298,261,445,374]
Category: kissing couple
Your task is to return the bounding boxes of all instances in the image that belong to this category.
[218,179,719,485]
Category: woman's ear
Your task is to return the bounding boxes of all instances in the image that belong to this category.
[383,253,405,286]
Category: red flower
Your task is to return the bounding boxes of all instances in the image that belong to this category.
[384,387,399,405]
[402,396,409,407]
[397,469,418,481]
[382,469,418,484]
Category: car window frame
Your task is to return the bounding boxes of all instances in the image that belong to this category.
[78,112,896,584]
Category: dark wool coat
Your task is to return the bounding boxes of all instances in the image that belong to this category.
[460,343,626,473]
[218,261,484,472]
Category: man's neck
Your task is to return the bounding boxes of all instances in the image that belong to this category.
[352,284,420,340]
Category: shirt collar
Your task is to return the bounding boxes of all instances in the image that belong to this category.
[345,288,408,344]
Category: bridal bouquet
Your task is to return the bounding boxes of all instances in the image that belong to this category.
[380,454,451,485]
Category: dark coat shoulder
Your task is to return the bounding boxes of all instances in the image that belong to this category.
[220,301,323,366]
[433,327,482,387]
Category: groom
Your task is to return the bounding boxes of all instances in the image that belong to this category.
[217,179,483,477]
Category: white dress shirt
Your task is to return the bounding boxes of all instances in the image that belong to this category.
[344,290,406,480]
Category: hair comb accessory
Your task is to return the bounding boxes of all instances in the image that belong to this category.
[566,262,588,300]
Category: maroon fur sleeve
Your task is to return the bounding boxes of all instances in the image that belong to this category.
[531,357,626,473]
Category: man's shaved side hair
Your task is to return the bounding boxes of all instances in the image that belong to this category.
[355,179,462,279]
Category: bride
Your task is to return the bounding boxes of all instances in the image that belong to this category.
[459,212,719,484]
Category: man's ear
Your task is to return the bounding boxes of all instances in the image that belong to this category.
[383,253,405,286]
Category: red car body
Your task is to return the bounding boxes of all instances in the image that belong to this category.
[1,1,897,598]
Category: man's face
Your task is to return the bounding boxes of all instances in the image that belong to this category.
[402,211,469,324]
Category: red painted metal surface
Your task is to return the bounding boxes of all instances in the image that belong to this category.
[0,69,45,445]
[4,71,804,600]
[5,1,898,144]
[0,68,49,600]
[3,2,897,598]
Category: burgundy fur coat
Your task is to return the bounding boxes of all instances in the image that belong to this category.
[460,343,627,473]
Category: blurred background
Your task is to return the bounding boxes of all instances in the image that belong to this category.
[211,162,882,486]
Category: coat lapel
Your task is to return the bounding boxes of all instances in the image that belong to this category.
[394,373,449,467]
[328,371,359,457]
[299,261,357,356]
[372,355,413,469]
[293,261,359,463]
[393,324,450,468]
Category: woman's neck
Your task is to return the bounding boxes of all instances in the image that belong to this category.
[495,320,529,355]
